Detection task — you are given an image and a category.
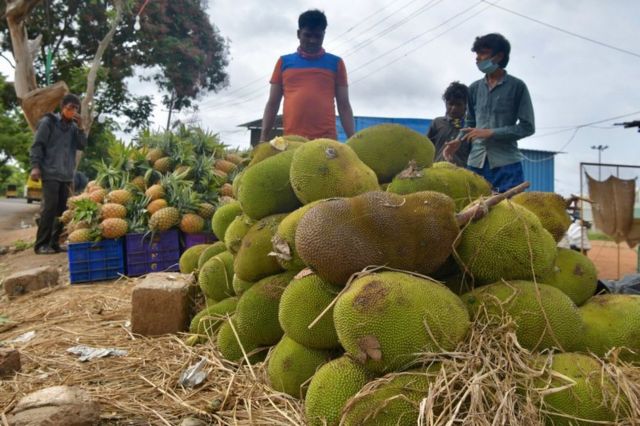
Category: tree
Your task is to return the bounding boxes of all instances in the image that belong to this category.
[0,0,229,132]
[0,73,31,173]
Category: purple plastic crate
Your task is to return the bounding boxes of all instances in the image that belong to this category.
[182,232,217,250]
[68,238,125,284]
[125,230,180,277]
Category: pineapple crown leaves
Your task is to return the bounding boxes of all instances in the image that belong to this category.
[71,199,102,226]
[94,160,128,190]
[126,193,151,234]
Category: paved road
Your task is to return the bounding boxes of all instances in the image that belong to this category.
[0,198,40,231]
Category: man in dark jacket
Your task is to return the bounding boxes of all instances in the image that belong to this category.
[30,94,87,254]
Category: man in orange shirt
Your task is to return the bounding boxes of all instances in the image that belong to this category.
[259,9,355,142]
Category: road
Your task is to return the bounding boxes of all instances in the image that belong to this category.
[0,198,40,231]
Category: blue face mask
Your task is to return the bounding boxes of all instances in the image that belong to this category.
[477,57,499,74]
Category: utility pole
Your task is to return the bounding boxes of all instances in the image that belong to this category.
[590,145,609,180]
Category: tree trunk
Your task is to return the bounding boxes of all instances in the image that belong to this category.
[5,0,41,100]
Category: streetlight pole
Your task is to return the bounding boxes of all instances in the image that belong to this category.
[591,145,609,180]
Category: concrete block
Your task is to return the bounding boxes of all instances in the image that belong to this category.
[7,385,100,426]
[0,348,21,377]
[131,272,196,336]
[2,266,59,298]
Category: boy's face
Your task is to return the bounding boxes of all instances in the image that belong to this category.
[61,103,80,121]
[446,99,466,120]
[297,27,325,53]
[475,47,503,65]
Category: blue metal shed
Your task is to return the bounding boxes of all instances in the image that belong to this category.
[336,116,556,192]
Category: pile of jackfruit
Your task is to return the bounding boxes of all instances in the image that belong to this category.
[179,124,640,425]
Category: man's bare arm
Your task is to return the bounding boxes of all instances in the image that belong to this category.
[336,85,355,138]
[259,84,283,142]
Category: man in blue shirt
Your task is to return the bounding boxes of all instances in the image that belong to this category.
[444,33,535,192]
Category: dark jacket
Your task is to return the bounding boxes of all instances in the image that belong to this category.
[30,113,87,182]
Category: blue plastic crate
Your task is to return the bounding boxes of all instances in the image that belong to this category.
[182,232,217,251]
[68,238,125,284]
[125,230,180,277]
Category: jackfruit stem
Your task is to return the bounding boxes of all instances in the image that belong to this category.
[455,181,530,226]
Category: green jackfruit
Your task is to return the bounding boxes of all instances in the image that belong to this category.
[179,244,210,274]
[289,139,379,204]
[248,136,306,167]
[233,214,286,282]
[188,297,238,344]
[223,214,254,256]
[270,201,322,271]
[198,251,235,302]
[511,191,571,242]
[216,318,266,364]
[197,241,227,270]
[346,123,435,183]
[542,248,597,306]
[232,274,254,297]
[211,201,243,240]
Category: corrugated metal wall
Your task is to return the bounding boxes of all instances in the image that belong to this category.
[337,116,555,192]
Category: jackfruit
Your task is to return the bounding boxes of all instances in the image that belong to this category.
[289,139,379,204]
[189,297,238,344]
[267,335,335,398]
[334,271,470,373]
[461,281,584,352]
[387,161,492,211]
[341,367,440,426]
[305,356,373,426]
[237,149,302,220]
[579,294,640,362]
[279,272,342,349]
[455,200,557,285]
[198,251,235,302]
[511,191,571,242]
[542,248,597,306]
[216,318,266,364]
[197,241,227,270]
[179,244,210,274]
[233,214,286,282]
[232,274,254,297]
[270,201,322,272]
[346,123,435,183]
[223,214,254,256]
[535,353,630,425]
[211,201,243,240]
[234,271,296,346]
[248,136,306,167]
[296,191,460,286]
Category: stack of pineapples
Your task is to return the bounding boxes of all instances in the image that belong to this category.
[60,126,247,244]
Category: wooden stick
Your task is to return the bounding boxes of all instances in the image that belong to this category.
[456,181,530,226]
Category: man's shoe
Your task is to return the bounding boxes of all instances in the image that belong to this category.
[53,244,68,253]
[35,246,57,255]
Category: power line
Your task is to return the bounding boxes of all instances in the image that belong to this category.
[481,0,640,59]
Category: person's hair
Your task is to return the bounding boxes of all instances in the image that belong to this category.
[442,81,469,102]
[61,93,81,109]
[472,33,511,68]
[298,9,327,31]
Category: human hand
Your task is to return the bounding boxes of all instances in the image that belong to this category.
[461,127,493,142]
[30,167,41,182]
[443,139,461,162]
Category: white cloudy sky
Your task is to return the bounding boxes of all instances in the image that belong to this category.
[6,0,640,197]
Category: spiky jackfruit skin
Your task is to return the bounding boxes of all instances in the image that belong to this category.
[461,281,584,352]
[189,297,238,344]
[455,200,557,285]
[197,241,227,270]
[341,368,439,426]
[542,248,597,306]
[271,201,322,271]
[234,271,297,346]
[211,201,243,241]
[279,273,342,349]
[579,294,640,362]
[216,319,266,364]
[238,149,302,220]
[346,123,435,183]
[289,139,379,204]
[296,191,459,286]
[198,251,235,302]
[248,138,305,167]
[179,244,210,274]
[535,353,631,426]
[232,274,254,297]
[511,191,571,242]
[305,356,374,426]
[334,272,470,374]
[387,162,492,211]
[224,214,254,256]
[233,214,287,282]
[267,335,335,398]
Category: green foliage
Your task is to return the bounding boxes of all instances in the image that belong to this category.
[0,75,31,174]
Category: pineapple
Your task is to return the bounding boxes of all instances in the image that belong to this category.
[225,153,243,165]
[147,198,168,215]
[197,202,216,219]
[145,184,165,201]
[101,203,127,220]
[100,218,128,239]
[149,207,180,232]
[219,183,234,198]
[153,156,174,173]
[105,189,132,205]
[130,175,146,191]
[214,159,236,174]
[179,213,205,234]
[146,147,165,165]
[68,228,99,243]
[88,188,107,204]
[60,209,74,224]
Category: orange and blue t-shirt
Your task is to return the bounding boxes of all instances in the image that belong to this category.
[270,51,348,140]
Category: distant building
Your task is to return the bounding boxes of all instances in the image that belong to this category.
[240,115,556,192]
